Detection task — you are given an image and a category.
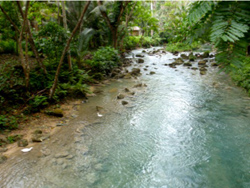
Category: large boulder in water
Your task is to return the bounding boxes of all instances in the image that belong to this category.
[136,54,145,58]
[180,54,189,59]
[183,62,192,66]
[202,51,210,58]
[198,60,207,66]
[189,52,196,61]
[138,58,144,63]
[130,68,141,76]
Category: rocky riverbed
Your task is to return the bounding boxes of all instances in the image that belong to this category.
[0,47,249,188]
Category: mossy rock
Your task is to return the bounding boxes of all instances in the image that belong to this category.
[0,155,7,164]
[184,62,192,66]
[33,130,43,134]
[202,51,210,58]
[17,139,28,147]
[189,53,197,61]
[138,58,144,63]
[45,109,64,117]
[117,94,125,100]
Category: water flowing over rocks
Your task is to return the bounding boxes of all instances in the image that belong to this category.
[0,47,249,188]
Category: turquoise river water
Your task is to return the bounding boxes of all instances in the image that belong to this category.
[0,47,249,188]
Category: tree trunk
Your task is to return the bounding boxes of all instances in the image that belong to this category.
[16,1,47,74]
[18,1,30,88]
[62,0,72,71]
[112,28,118,49]
[49,1,90,99]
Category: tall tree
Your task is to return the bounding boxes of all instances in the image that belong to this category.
[61,0,72,71]
[49,1,91,99]
[16,1,47,74]
[97,1,130,49]
[17,1,30,88]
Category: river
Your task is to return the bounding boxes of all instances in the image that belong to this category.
[0,47,250,188]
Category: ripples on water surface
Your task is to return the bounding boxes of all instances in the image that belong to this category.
[0,47,250,188]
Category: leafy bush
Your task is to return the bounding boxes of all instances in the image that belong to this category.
[29,95,49,109]
[123,36,141,49]
[231,57,250,95]
[35,21,68,61]
[85,46,120,74]
[0,115,18,130]
[165,41,201,52]
[0,40,16,54]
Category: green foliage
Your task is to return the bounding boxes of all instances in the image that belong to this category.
[85,46,120,74]
[0,1,19,41]
[132,2,159,37]
[0,40,16,54]
[35,22,68,61]
[29,95,49,109]
[188,1,250,69]
[0,115,18,130]
[231,57,250,95]
[0,61,25,106]
[123,36,161,50]
[165,42,201,52]
[123,36,141,49]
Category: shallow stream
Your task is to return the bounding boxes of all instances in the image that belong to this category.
[0,47,250,188]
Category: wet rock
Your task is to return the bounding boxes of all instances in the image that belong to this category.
[180,54,189,59]
[202,51,210,58]
[173,58,184,65]
[173,51,179,55]
[169,63,176,68]
[0,155,7,164]
[124,88,130,92]
[96,106,104,112]
[56,123,67,127]
[130,68,141,76]
[183,62,192,66]
[129,91,135,95]
[136,54,144,58]
[191,67,198,70]
[17,139,28,147]
[198,60,207,66]
[55,151,70,158]
[31,134,50,142]
[150,71,156,75]
[138,58,144,63]
[117,93,125,100]
[134,83,143,88]
[200,71,206,75]
[211,62,218,66]
[122,101,129,105]
[33,130,42,134]
[124,73,132,79]
[0,148,8,152]
[189,52,196,61]
[144,68,148,71]
[66,155,74,160]
[45,109,64,117]
[142,50,146,53]
[199,67,207,71]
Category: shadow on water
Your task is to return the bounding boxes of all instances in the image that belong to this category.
[0,47,250,188]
